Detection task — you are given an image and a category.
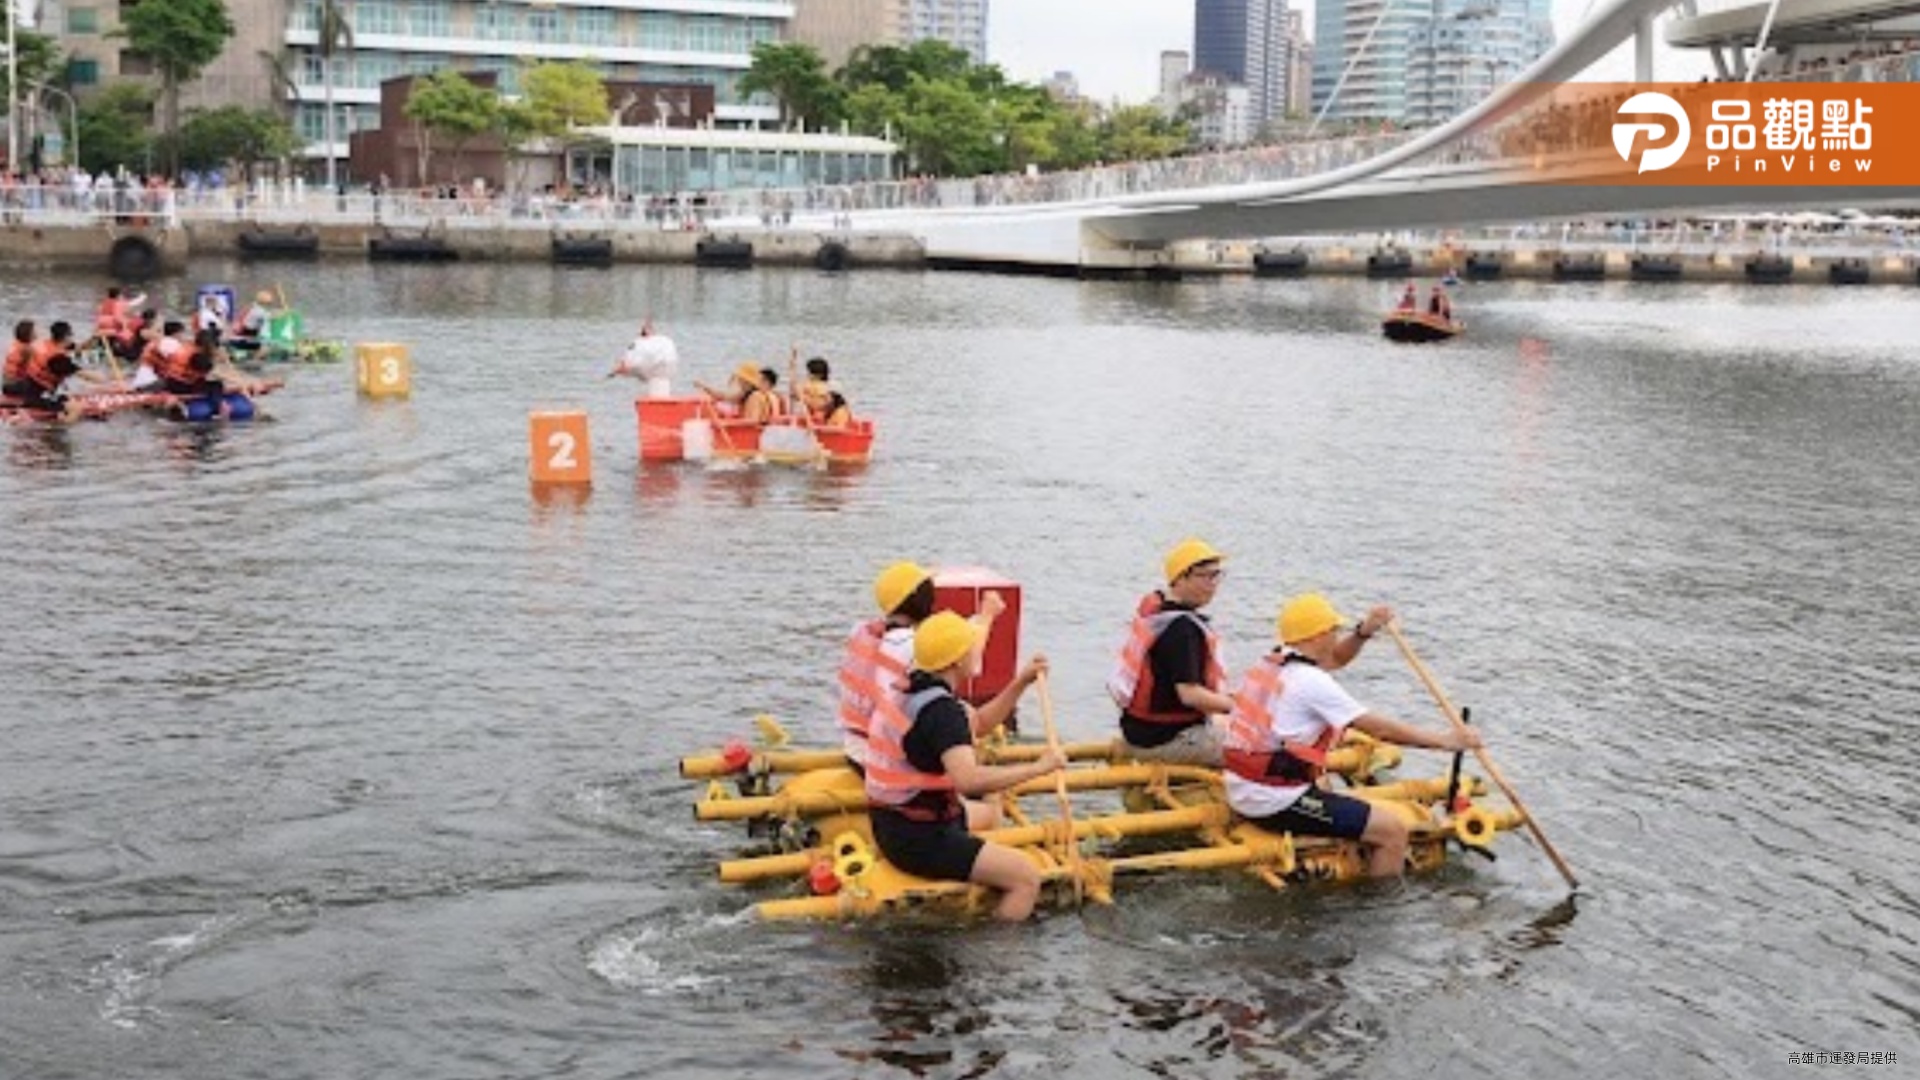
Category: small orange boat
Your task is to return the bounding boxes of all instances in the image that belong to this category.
[635,397,876,465]
[1382,311,1464,343]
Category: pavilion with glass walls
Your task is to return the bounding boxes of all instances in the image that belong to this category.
[573,124,900,195]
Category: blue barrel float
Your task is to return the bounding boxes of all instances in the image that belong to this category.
[178,394,258,422]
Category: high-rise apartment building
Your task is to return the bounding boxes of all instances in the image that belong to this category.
[900,0,988,62]
[1311,0,1414,124]
[44,0,790,167]
[1405,0,1553,125]
[1314,0,1549,126]
[1191,0,1307,132]
[789,0,905,70]
[1158,49,1191,117]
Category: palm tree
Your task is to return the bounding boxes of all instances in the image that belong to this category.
[258,48,300,119]
[316,0,354,190]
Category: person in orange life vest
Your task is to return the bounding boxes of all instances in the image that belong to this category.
[93,285,146,341]
[759,367,788,419]
[129,319,171,390]
[822,392,852,428]
[800,358,837,421]
[839,561,1008,776]
[695,363,781,424]
[1397,283,1418,311]
[1110,538,1236,766]
[864,611,1064,922]
[1428,285,1452,321]
[1223,594,1481,879]
[115,307,156,362]
[3,321,88,415]
[3,320,36,392]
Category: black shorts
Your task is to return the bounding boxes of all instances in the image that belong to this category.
[1246,788,1372,841]
[871,807,984,883]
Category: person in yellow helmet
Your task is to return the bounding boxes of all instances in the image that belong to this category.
[864,611,1063,921]
[1221,594,1481,878]
[837,562,1006,776]
[1108,538,1235,765]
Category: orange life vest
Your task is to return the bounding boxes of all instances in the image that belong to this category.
[3,339,29,383]
[95,297,125,335]
[154,343,203,387]
[863,682,960,822]
[21,341,73,393]
[1222,652,1340,787]
[1107,592,1223,725]
[837,619,909,756]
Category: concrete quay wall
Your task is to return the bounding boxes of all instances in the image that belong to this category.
[2,217,1915,288]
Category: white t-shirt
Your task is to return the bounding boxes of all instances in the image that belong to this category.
[841,624,913,767]
[621,333,679,398]
[1224,660,1368,819]
[197,306,226,334]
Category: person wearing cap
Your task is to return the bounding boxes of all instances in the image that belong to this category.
[1222,594,1482,878]
[864,611,1064,922]
[695,363,780,423]
[605,317,679,398]
[838,562,1005,776]
[1108,538,1235,766]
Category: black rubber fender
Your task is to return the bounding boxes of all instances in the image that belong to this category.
[814,241,850,272]
[108,235,161,280]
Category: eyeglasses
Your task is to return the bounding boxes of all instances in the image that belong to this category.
[1190,568,1225,582]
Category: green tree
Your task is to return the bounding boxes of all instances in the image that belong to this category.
[75,82,155,174]
[520,60,608,132]
[115,0,236,174]
[498,62,607,191]
[1099,105,1189,162]
[894,76,998,176]
[1,24,61,101]
[404,69,498,183]
[256,48,300,122]
[314,0,355,189]
[739,41,840,129]
[839,39,971,94]
[175,105,301,182]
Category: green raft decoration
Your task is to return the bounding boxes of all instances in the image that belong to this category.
[680,716,1525,922]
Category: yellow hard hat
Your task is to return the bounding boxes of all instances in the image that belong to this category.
[1278,593,1347,645]
[733,362,766,388]
[873,561,932,615]
[1164,538,1224,584]
[913,610,980,672]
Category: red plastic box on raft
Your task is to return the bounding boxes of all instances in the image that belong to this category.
[635,397,706,461]
[933,567,1021,707]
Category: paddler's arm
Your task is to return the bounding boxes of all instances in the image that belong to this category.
[967,654,1044,738]
[1350,711,1480,753]
[1325,606,1393,671]
[940,743,1065,797]
[1174,682,1236,715]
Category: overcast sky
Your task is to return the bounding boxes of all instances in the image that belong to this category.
[987,0,1716,103]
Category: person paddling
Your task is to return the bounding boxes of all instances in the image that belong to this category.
[1110,539,1234,766]
[864,611,1064,922]
[1223,594,1481,878]
[695,363,780,424]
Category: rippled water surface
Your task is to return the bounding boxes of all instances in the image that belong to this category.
[2,263,1916,1079]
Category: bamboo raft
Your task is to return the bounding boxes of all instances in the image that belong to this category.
[680,716,1528,922]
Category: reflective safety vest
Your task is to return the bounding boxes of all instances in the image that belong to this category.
[864,682,960,822]
[1222,652,1340,787]
[837,619,909,759]
[1107,592,1223,724]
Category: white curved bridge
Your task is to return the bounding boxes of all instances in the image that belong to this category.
[857,0,1912,267]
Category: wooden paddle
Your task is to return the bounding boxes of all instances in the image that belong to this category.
[1384,622,1579,890]
[1034,669,1083,905]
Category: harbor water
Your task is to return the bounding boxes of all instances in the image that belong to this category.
[1,264,1914,1079]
